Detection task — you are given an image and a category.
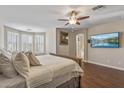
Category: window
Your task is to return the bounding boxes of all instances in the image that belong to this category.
[5,28,46,54]
[35,34,45,54]
[21,34,33,52]
[6,31,19,52]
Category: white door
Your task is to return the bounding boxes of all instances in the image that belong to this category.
[76,34,84,59]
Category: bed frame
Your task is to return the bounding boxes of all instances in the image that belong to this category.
[49,53,82,88]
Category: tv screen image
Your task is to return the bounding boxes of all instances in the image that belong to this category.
[90,32,120,48]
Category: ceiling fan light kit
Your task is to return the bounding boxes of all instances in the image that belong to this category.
[58,10,90,26]
[69,16,77,24]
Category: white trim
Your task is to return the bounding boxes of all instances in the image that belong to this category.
[88,60,124,71]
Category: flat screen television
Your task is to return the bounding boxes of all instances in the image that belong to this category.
[90,32,120,48]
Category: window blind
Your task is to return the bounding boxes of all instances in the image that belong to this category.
[35,34,45,54]
[5,29,45,54]
[21,34,33,52]
[6,31,19,52]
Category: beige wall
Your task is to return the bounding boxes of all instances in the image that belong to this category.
[56,28,88,60]
[88,20,124,69]
[0,24,4,48]
[46,28,56,54]
[69,29,88,60]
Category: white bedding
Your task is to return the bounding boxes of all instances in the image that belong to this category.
[28,66,53,88]
[37,55,83,77]
[0,55,83,88]
[30,55,83,88]
[0,75,26,88]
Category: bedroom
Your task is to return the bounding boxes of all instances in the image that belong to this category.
[0,4,124,88]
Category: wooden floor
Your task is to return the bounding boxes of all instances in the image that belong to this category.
[80,63,124,88]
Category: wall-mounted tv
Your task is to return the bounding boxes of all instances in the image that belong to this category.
[90,32,120,48]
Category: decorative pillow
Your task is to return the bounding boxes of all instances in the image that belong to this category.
[26,52,41,66]
[0,63,18,78]
[13,52,30,79]
[0,51,18,78]
[0,48,12,59]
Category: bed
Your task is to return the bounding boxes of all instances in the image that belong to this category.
[0,54,83,88]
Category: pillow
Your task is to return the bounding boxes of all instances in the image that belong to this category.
[0,63,18,78]
[0,48,12,59]
[26,52,41,66]
[0,51,18,78]
[13,52,30,79]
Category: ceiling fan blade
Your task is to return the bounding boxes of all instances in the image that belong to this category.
[65,22,69,26]
[58,19,68,21]
[76,21,80,25]
[77,16,89,20]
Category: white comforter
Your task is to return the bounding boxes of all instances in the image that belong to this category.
[0,55,83,88]
[37,55,83,77]
[29,55,83,87]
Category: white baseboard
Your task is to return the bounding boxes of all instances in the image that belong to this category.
[87,60,124,71]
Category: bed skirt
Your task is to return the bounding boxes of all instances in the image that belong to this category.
[37,77,80,88]
[57,77,80,88]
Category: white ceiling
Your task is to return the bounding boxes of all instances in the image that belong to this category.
[0,5,124,32]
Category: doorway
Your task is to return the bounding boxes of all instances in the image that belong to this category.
[76,33,84,59]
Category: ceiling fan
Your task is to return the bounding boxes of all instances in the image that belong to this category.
[58,10,90,26]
